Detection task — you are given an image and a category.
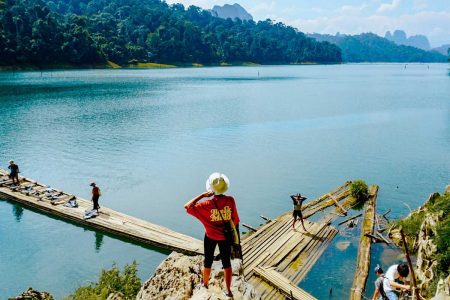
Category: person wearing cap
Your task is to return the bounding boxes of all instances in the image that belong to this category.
[290,193,308,232]
[372,264,388,300]
[383,263,411,300]
[8,160,20,186]
[184,173,240,299]
[90,182,101,212]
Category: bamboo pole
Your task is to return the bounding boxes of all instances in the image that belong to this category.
[400,229,423,300]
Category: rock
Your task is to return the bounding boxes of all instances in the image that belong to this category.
[415,213,441,292]
[445,185,450,194]
[8,288,53,300]
[431,275,450,300]
[137,252,260,300]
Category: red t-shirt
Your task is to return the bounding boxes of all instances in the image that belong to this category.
[186,195,240,241]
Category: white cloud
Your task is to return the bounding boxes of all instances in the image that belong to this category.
[377,0,401,13]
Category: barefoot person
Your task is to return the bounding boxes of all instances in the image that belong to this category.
[184,173,240,299]
[8,160,20,186]
[291,193,308,232]
[90,182,101,212]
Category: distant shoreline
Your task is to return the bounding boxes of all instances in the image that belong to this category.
[0,61,341,71]
[1,61,447,71]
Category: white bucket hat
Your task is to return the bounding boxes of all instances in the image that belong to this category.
[206,173,230,195]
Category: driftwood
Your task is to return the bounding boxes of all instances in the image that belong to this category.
[260,215,272,223]
[242,223,257,232]
[349,185,378,300]
[338,214,362,226]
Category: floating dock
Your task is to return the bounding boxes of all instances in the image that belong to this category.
[241,182,368,300]
[0,169,203,255]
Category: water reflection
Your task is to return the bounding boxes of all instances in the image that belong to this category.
[12,204,24,222]
[95,231,104,253]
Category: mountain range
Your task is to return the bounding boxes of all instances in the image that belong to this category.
[308,32,447,63]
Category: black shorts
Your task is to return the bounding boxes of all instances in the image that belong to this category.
[203,234,231,269]
[293,210,303,218]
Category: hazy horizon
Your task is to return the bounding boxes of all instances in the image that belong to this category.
[166,0,450,48]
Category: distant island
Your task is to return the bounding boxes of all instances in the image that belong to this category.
[308,32,447,63]
[0,0,341,68]
[211,3,253,21]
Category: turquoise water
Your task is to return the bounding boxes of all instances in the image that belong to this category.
[0,64,449,299]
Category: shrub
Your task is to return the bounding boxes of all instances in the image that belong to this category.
[65,261,141,300]
[350,180,369,204]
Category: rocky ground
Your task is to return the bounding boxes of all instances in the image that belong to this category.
[8,288,53,300]
[389,185,450,300]
[136,252,260,300]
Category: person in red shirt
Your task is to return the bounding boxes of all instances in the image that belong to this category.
[184,173,239,299]
[90,182,101,212]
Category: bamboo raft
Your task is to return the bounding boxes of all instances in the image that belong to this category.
[0,169,203,255]
[241,181,365,300]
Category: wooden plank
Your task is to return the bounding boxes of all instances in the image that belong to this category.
[349,185,378,300]
[254,266,317,300]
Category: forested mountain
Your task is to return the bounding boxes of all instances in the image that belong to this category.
[309,33,446,63]
[0,0,341,67]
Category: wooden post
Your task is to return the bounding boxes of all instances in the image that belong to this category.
[349,185,378,300]
[400,229,422,300]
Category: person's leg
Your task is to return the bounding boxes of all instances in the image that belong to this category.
[93,196,99,211]
[218,240,232,294]
[299,212,308,232]
[203,235,217,287]
[292,211,297,229]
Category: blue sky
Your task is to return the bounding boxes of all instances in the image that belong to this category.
[165,0,450,47]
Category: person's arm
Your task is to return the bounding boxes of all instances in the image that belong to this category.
[372,288,380,300]
[184,191,213,210]
[389,280,410,291]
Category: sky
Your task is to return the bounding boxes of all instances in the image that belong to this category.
[165,0,450,47]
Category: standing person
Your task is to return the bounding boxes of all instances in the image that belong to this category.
[8,160,20,186]
[184,173,240,300]
[383,263,411,300]
[290,193,308,232]
[372,264,389,300]
[90,182,101,212]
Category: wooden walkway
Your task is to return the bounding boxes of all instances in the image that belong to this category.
[240,182,363,300]
[0,169,203,255]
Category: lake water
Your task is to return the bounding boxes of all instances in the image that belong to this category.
[0,64,449,299]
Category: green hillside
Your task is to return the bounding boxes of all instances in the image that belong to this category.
[0,0,341,67]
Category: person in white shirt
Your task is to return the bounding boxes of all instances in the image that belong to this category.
[383,263,411,300]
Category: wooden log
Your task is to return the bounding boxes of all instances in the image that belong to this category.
[338,214,362,226]
[328,193,348,216]
[365,233,383,244]
[376,231,391,245]
[349,185,378,300]
[243,223,258,232]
